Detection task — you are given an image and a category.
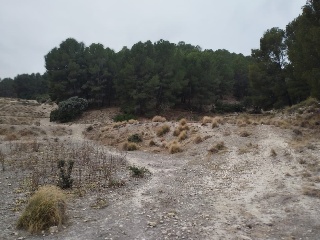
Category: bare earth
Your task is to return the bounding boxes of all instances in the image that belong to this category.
[1,98,320,240]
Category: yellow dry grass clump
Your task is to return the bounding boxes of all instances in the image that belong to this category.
[208,141,226,153]
[202,116,212,124]
[122,142,139,151]
[178,130,188,141]
[152,116,166,122]
[168,141,182,154]
[17,185,66,233]
[193,135,203,144]
[179,118,187,126]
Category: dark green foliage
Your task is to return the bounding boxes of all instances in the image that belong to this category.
[57,160,74,189]
[0,73,48,100]
[249,27,291,110]
[128,166,149,178]
[286,0,320,100]
[50,96,88,123]
[113,113,136,122]
[214,101,245,113]
[128,134,143,143]
[0,78,16,98]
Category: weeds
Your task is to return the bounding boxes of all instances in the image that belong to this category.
[128,166,149,178]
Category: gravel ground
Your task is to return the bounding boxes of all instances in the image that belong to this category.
[1,99,320,240]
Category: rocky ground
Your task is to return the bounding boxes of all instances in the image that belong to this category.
[0,98,320,240]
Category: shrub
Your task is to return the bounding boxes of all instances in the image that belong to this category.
[50,97,88,123]
[57,160,74,189]
[156,124,170,137]
[113,113,136,122]
[17,185,66,233]
[123,142,139,151]
[152,116,166,122]
[214,101,245,113]
[128,133,143,143]
[128,166,149,178]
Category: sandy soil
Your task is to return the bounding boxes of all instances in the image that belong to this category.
[1,98,320,240]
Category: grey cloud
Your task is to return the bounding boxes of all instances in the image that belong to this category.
[0,0,306,78]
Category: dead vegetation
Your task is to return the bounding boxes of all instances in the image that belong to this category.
[17,185,67,233]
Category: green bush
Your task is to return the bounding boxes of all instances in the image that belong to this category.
[50,96,88,123]
[57,160,74,189]
[214,101,245,113]
[128,166,149,178]
[128,133,143,143]
[113,113,136,122]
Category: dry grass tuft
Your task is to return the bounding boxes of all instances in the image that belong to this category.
[168,141,182,154]
[179,118,187,126]
[156,124,170,137]
[193,135,203,144]
[17,185,66,233]
[178,124,190,131]
[270,149,277,157]
[240,131,251,137]
[128,119,139,124]
[202,116,212,124]
[208,141,226,153]
[113,121,127,129]
[4,133,19,141]
[173,128,181,137]
[122,142,139,151]
[178,130,188,141]
[152,116,166,122]
[149,140,157,146]
[211,121,219,128]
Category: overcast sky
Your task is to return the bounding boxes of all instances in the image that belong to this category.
[0,0,306,79]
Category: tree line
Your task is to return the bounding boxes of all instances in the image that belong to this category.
[1,0,319,113]
[44,38,250,114]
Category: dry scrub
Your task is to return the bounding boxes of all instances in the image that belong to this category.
[17,185,66,233]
